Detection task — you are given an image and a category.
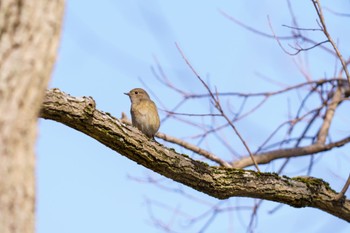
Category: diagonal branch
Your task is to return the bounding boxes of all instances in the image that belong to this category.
[317,87,343,144]
[157,132,232,168]
[39,88,350,222]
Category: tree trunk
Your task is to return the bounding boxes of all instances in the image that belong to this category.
[0,1,64,233]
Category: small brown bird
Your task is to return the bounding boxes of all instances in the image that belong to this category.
[124,88,160,139]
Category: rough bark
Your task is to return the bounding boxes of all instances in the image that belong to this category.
[40,88,350,222]
[0,1,64,233]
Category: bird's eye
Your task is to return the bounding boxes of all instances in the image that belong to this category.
[134,91,138,94]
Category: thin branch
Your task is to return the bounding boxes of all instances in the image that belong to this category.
[219,9,293,40]
[268,15,328,56]
[157,132,232,168]
[324,7,350,17]
[312,0,350,84]
[121,112,232,168]
[231,136,350,168]
[219,9,336,55]
[269,15,296,56]
[317,87,343,144]
[247,199,263,233]
[335,174,350,201]
[160,110,222,117]
[175,42,261,172]
[187,78,345,99]
[288,40,329,55]
[282,24,323,31]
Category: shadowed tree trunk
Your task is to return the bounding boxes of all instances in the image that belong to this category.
[0,1,64,233]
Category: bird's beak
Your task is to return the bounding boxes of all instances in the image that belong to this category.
[124,92,129,96]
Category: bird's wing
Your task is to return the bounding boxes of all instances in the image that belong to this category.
[135,100,157,116]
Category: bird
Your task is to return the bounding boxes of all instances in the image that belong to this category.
[124,88,160,139]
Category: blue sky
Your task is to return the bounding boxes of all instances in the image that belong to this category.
[37,1,350,232]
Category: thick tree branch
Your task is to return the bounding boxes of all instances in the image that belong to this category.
[40,88,350,222]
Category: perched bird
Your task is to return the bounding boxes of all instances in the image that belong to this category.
[124,88,160,139]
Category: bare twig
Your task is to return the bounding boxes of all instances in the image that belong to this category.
[247,200,263,233]
[219,9,336,55]
[282,24,322,31]
[160,110,222,117]
[268,15,328,55]
[324,7,350,17]
[289,40,329,55]
[219,9,293,40]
